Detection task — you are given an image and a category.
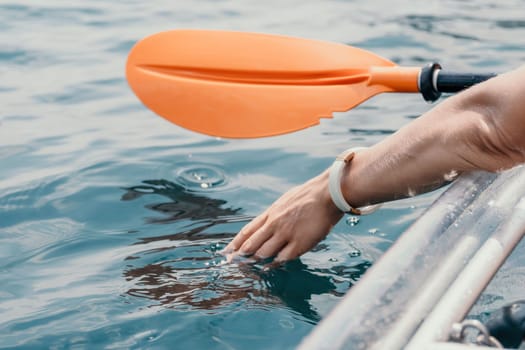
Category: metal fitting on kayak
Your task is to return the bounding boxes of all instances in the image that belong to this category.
[485,300,525,348]
[449,319,503,348]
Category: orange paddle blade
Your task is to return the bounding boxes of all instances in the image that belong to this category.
[126,30,420,138]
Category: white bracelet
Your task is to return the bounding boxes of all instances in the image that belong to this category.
[328,147,381,215]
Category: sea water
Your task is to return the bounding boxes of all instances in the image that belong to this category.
[1,1,524,348]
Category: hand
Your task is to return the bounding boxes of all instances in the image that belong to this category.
[223,171,343,262]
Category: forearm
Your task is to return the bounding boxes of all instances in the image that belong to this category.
[343,66,525,208]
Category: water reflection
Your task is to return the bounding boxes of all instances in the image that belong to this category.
[120,179,367,322]
[121,179,242,224]
[124,249,357,322]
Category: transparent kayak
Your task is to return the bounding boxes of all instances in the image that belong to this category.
[300,165,525,350]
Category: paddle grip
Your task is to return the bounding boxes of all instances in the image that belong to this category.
[437,72,497,93]
[419,63,497,102]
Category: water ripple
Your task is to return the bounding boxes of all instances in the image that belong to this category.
[494,19,525,29]
[123,234,351,323]
[173,163,228,191]
[2,0,524,348]
[0,218,83,268]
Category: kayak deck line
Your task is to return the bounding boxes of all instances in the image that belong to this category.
[406,196,525,349]
[299,165,525,350]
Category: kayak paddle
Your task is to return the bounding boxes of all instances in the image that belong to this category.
[126,30,495,138]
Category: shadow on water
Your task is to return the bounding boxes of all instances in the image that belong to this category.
[119,179,367,322]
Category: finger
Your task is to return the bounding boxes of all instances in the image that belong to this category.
[239,224,274,256]
[274,242,300,263]
[253,234,288,259]
[224,214,267,252]
[226,251,257,264]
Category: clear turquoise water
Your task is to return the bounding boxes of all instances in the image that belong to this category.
[1,1,524,349]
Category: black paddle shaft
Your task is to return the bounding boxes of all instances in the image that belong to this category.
[418,62,497,102]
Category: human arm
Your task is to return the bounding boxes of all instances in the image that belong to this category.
[224,65,525,262]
